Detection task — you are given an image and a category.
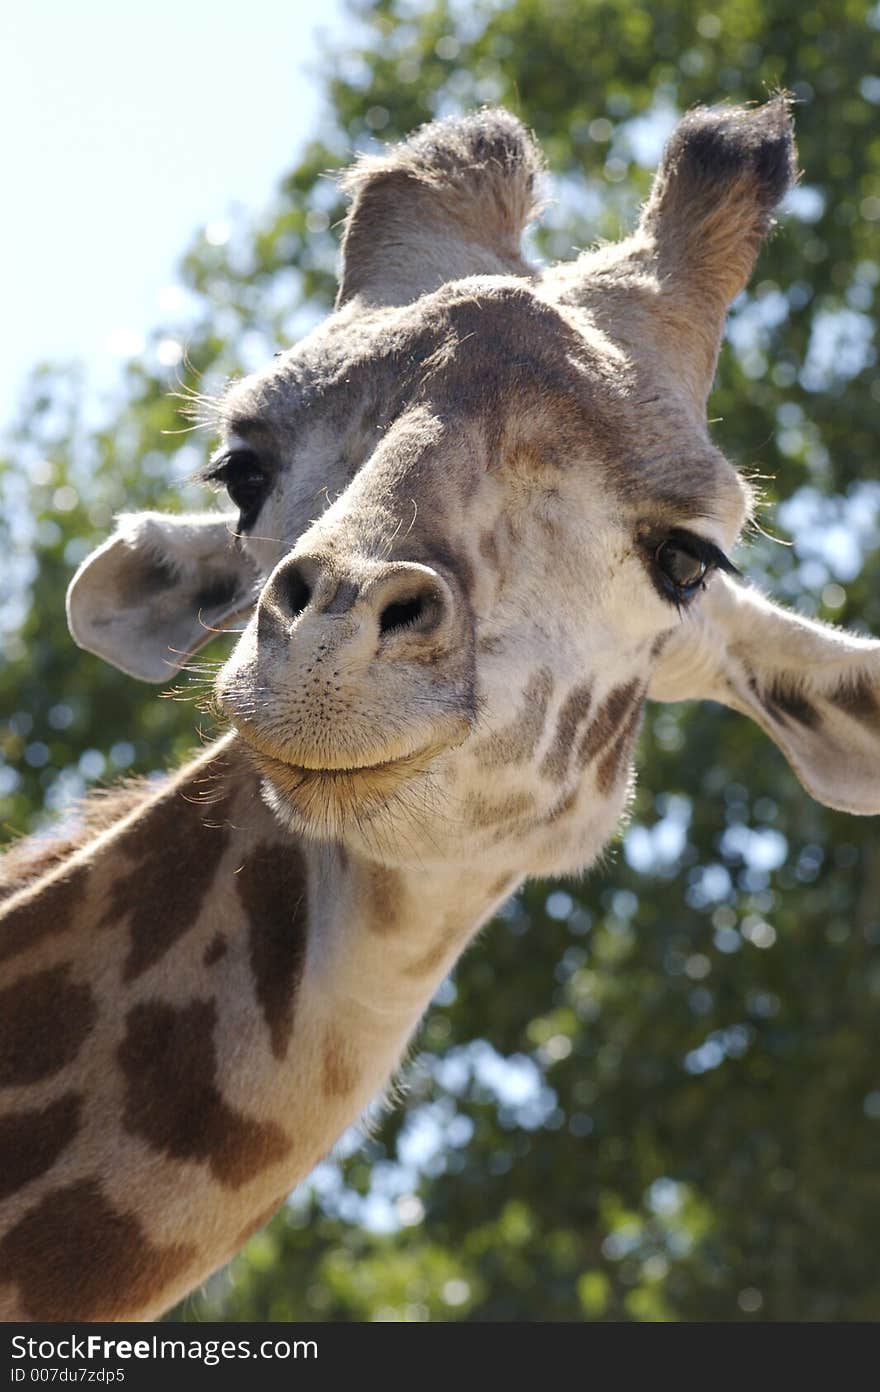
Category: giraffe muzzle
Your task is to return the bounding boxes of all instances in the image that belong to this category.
[214,547,476,828]
[257,552,455,654]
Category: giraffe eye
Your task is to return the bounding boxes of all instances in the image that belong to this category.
[655,536,709,593]
[652,529,738,605]
[210,451,269,528]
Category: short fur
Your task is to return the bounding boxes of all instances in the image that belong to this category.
[337,107,545,305]
[3,101,879,1321]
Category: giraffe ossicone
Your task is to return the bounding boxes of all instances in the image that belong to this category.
[2,99,879,1321]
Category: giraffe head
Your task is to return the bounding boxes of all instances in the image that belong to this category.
[68,102,880,870]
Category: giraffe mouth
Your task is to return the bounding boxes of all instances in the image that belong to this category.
[253,745,437,783]
[229,706,473,838]
[241,739,448,836]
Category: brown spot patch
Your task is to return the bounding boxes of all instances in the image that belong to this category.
[651,630,673,659]
[235,841,309,1060]
[577,679,642,770]
[0,863,90,964]
[203,933,227,966]
[596,698,645,794]
[118,998,289,1189]
[828,674,880,727]
[365,863,404,934]
[545,787,579,823]
[465,790,536,828]
[100,784,234,983]
[474,668,554,769]
[0,1178,195,1321]
[0,1093,81,1201]
[540,680,594,782]
[762,677,820,729]
[0,967,96,1086]
[321,1024,361,1097]
[403,938,451,979]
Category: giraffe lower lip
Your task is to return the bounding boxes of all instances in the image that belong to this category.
[249,746,432,780]
[288,754,420,775]
[246,743,438,835]
[233,714,471,832]
[245,742,440,810]
[233,710,472,785]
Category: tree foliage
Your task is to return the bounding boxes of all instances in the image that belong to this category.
[3,0,880,1322]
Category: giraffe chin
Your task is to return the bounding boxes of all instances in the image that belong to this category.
[245,742,444,841]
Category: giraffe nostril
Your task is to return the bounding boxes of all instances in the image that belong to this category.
[282,565,312,621]
[379,595,425,635]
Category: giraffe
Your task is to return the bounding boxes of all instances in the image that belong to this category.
[2,98,880,1323]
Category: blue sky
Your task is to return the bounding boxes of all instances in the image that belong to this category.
[2,1,345,429]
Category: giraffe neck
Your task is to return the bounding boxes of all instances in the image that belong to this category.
[0,735,517,1321]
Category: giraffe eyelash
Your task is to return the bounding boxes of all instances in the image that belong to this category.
[196,450,272,527]
[196,449,263,487]
[661,528,740,577]
[650,528,740,610]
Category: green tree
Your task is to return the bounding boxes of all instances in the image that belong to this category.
[3,0,880,1322]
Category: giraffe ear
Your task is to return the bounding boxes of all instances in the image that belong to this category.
[558,98,797,409]
[639,97,796,309]
[648,572,880,815]
[66,512,260,682]
[639,97,796,404]
[336,108,544,307]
